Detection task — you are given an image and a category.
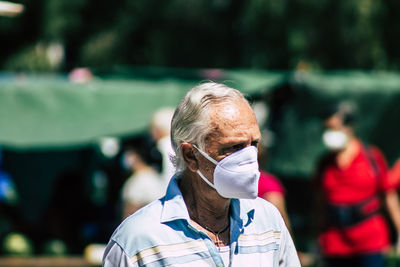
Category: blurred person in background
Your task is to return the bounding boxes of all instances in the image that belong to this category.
[150,107,176,189]
[103,82,300,266]
[313,101,400,267]
[253,101,314,266]
[252,101,292,229]
[120,136,164,219]
[258,141,315,267]
[257,141,290,227]
[389,159,400,190]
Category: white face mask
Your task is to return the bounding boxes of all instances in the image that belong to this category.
[322,130,349,151]
[193,145,260,199]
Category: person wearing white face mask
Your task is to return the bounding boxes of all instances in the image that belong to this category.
[314,101,400,267]
[103,82,301,267]
[193,144,260,199]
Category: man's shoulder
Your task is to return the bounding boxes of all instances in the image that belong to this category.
[239,197,284,226]
[110,199,165,254]
[240,196,280,211]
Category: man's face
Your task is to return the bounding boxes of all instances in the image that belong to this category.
[196,99,261,182]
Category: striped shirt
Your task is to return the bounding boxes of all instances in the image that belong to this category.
[102,175,300,267]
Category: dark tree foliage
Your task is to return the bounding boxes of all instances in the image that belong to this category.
[1,0,399,71]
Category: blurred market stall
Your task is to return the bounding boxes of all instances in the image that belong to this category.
[1,67,400,259]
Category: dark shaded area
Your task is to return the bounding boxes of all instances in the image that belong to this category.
[2,0,400,71]
[0,132,162,255]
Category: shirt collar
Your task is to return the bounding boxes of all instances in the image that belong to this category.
[160,174,256,227]
[160,174,191,223]
[230,198,255,228]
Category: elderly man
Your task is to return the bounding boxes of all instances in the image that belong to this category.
[103,82,300,267]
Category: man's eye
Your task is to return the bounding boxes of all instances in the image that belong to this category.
[251,141,259,147]
[232,144,245,151]
[222,144,243,155]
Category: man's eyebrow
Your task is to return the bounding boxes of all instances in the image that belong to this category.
[218,141,246,152]
[218,137,249,145]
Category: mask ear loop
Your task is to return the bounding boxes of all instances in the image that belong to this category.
[196,170,216,189]
[192,144,218,189]
[192,144,218,165]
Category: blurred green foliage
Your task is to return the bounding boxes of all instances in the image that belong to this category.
[1,0,400,71]
[3,44,52,71]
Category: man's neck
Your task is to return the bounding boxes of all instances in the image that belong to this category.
[179,170,230,231]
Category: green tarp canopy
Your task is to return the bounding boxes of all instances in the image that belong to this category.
[0,67,286,149]
[1,67,400,179]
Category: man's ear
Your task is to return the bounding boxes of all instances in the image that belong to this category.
[180,143,198,172]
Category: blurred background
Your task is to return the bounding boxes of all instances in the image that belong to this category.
[1,0,400,266]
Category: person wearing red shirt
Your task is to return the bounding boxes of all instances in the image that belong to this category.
[314,102,400,267]
[389,159,400,189]
[256,139,291,229]
[258,171,289,226]
[257,141,316,267]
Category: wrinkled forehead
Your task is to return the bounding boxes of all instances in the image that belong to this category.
[209,97,252,116]
[214,102,241,120]
[204,100,259,143]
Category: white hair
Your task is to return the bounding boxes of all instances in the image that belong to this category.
[170,82,249,172]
